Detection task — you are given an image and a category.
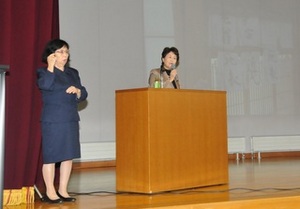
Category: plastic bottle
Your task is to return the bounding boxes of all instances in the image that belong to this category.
[154,80,160,88]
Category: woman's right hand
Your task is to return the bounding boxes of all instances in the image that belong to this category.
[47,53,56,72]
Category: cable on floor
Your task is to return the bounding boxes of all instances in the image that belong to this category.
[68,187,300,196]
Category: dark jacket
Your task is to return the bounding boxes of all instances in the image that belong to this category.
[37,67,88,122]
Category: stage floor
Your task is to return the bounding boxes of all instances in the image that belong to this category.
[31,157,300,208]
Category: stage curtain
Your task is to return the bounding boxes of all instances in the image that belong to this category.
[0,0,59,205]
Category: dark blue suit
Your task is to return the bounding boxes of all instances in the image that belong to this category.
[37,67,88,163]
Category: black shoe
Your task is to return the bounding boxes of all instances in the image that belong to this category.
[42,195,63,204]
[57,191,76,202]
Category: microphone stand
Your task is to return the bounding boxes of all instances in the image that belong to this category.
[0,65,9,208]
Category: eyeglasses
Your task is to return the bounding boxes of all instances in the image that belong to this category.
[55,50,69,54]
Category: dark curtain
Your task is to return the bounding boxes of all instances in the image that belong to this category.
[0,0,59,189]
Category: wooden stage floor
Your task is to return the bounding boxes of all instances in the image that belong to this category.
[10,157,300,208]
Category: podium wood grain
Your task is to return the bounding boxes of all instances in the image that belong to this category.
[115,88,228,193]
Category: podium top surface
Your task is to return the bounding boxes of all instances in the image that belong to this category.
[115,87,226,94]
[0,65,9,73]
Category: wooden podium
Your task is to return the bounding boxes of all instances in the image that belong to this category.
[115,88,228,193]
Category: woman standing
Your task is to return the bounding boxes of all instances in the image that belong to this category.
[37,39,88,203]
[148,47,181,89]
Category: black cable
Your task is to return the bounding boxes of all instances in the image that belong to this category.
[69,191,119,196]
[170,187,300,194]
[69,187,300,196]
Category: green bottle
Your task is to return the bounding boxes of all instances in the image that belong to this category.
[154,80,160,88]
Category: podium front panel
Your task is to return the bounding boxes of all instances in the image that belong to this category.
[116,88,228,193]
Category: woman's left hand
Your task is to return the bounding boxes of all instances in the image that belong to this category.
[66,86,79,94]
[66,86,81,99]
[170,69,177,81]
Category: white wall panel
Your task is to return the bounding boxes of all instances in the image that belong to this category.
[59,0,300,160]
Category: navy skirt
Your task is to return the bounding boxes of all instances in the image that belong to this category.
[42,121,81,164]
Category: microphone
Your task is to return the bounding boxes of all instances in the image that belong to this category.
[170,64,178,89]
[171,63,176,70]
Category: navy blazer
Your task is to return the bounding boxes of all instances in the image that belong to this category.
[37,67,88,122]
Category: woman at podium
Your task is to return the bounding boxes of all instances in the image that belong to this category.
[148,47,181,89]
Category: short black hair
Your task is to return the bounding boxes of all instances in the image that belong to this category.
[161,47,180,68]
[41,39,70,64]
